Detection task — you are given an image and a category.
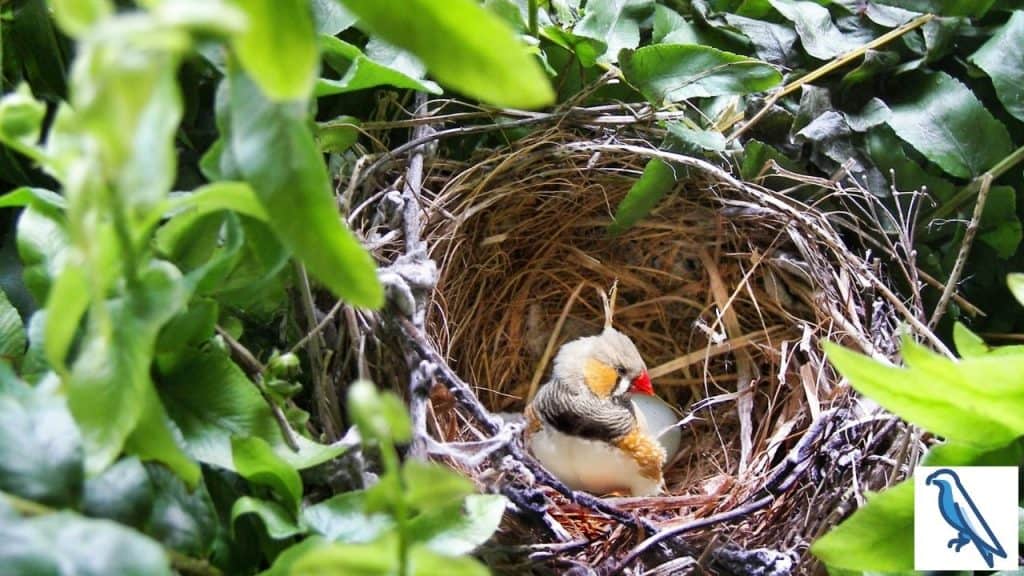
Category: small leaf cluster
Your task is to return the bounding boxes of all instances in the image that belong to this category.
[811,274,1024,574]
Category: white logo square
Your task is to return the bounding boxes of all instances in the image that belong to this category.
[914,466,1019,570]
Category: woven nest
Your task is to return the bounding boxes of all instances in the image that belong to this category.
[352,122,922,574]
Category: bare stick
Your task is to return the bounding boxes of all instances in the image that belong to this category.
[295,263,342,440]
[927,174,993,329]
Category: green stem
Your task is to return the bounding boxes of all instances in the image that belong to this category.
[380,442,409,576]
[924,143,1024,226]
[528,0,539,37]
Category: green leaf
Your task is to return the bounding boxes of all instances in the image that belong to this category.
[572,0,654,64]
[231,496,305,540]
[317,36,442,96]
[144,464,217,557]
[16,206,69,303]
[666,122,727,153]
[402,460,475,512]
[124,379,201,487]
[824,339,1024,448]
[884,72,1013,179]
[0,186,67,213]
[952,322,989,358]
[82,457,154,529]
[289,536,400,576]
[811,480,914,571]
[971,11,1024,122]
[1009,273,1024,307]
[232,436,302,513]
[873,0,995,17]
[166,181,269,222]
[0,512,173,576]
[767,0,868,60]
[723,13,798,65]
[0,368,83,507]
[620,44,781,105]
[49,0,113,37]
[158,347,351,471]
[0,84,46,152]
[312,0,357,35]
[409,545,489,576]
[865,127,955,202]
[303,490,394,544]
[232,0,318,101]
[336,0,554,108]
[609,158,676,234]
[156,298,218,355]
[0,287,26,362]
[317,117,361,154]
[228,68,383,308]
[43,265,88,374]
[346,379,412,443]
[978,185,1022,258]
[407,494,507,556]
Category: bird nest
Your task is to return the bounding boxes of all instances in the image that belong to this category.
[350,120,927,574]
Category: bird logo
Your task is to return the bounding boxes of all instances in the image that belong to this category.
[924,468,1008,568]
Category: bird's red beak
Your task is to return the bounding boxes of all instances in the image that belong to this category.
[630,371,653,395]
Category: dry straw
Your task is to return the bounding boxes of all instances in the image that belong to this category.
[350,109,934,574]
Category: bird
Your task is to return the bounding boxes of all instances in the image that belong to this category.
[524,326,667,497]
[925,468,1007,568]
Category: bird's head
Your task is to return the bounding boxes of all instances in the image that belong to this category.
[552,327,652,400]
[926,468,957,488]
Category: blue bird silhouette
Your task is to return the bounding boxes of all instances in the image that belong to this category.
[925,468,1007,568]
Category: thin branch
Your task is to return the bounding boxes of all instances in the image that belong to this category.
[294,263,343,440]
[925,143,1024,225]
[928,174,993,329]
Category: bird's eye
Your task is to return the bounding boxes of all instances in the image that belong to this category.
[615,365,626,376]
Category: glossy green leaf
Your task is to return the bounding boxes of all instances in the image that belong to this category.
[572,0,654,64]
[723,13,798,64]
[620,44,781,105]
[825,339,1024,448]
[407,494,507,556]
[0,512,172,576]
[158,347,351,471]
[50,0,113,37]
[231,496,305,540]
[317,36,441,96]
[144,464,217,557]
[336,0,554,108]
[884,72,1012,179]
[865,127,955,202]
[0,368,83,507]
[971,11,1024,122]
[402,460,475,512]
[609,158,676,234]
[768,0,867,60]
[228,68,383,308]
[811,480,914,571]
[0,288,26,361]
[1009,273,1024,307]
[82,457,154,529]
[232,0,318,100]
[303,490,394,543]
[232,436,302,513]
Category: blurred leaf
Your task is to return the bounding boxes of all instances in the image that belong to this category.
[979,185,1022,258]
[289,536,399,575]
[231,496,305,540]
[228,68,383,308]
[43,265,88,373]
[3,0,70,100]
[145,464,217,557]
[16,206,69,303]
[953,321,989,358]
[335,0,555,108]
[232,0,318,101]
[768,0,865,60]
[317,36,442,96]
[0,512,172,576]
[402,460,475,512]
[232,435,302,513]
[317,117,361,154]
[347,379,412,443]
[811,480,914,571]
[303,490,393,543]
[409,545,490,576]
[0,367,83,507]
[884,72,1012,179]
[258,536,329,576]
[312,0,357,35]
[824,339,1024,448]
[723,13,799,64]
[572,0,654,64]
[166,181,269,222]
[541,26,606,69]
[970,10,1024,122]
[1008,273,1024,307]
[155,298,218,355]
[0,84,46,152]
[82,457,154,529]
[873,0,995,17]
[609,158,676,234]
[0,187,67,213]
[0,287,26,361]
[49,0,113,37]
[159,347,350,471]
[124,380,201,488]
[407,494,507,556]
[620,44,781,105]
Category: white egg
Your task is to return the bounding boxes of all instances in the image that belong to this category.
[631,394,683,463]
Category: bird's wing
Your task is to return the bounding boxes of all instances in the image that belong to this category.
[951,486,1008,560]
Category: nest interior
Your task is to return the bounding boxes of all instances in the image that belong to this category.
[363,127,909,570]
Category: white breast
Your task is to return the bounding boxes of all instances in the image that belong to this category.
[528,424,662,496]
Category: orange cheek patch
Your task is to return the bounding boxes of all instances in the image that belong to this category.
[583,358,618,397]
